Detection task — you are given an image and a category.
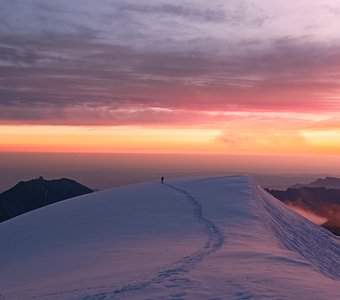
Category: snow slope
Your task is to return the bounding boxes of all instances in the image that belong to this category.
[0,175,339,299]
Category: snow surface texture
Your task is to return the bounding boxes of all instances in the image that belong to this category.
[0,175,339,299]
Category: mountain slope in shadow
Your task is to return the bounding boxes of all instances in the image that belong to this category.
[267,183,340,236]
[0,177,93,223]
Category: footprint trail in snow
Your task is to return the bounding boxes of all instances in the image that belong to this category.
[108,183,225,298]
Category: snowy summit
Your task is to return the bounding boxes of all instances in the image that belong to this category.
[0,175,339,299]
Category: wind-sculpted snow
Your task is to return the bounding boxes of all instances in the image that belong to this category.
[255,184,340,280]
[0,176,339,300]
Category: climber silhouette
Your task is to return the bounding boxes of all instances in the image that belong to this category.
[161,176,164,183]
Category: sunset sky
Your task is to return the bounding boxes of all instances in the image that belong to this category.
[1,1,340,159]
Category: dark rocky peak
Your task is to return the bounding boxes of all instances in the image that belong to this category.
[0,177,93,223]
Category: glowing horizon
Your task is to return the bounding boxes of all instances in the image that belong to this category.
[1,1,340,170]
[2,120,340,156]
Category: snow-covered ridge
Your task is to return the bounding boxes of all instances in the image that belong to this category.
[254,183,339,280]
[0,175,339,299]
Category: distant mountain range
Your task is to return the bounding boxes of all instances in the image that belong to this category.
[267,177,340,236]
[290,176,340,189]
[0,177,93,223]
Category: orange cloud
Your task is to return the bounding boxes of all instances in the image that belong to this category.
[287,205,328,225]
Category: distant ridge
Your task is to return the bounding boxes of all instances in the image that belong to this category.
[290,176,340,189]
[0,177,93,223]
[267,180,340,236]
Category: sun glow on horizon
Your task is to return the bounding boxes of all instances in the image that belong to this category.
[0,125,222,154]
[2,123,340,156]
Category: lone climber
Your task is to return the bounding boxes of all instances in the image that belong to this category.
[161,176,164,183]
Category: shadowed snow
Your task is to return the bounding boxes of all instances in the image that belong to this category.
[0,175,339,299]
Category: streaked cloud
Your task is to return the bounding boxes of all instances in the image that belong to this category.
[1,0,340,126]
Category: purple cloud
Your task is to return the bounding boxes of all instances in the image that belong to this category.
[1,1,340,125]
